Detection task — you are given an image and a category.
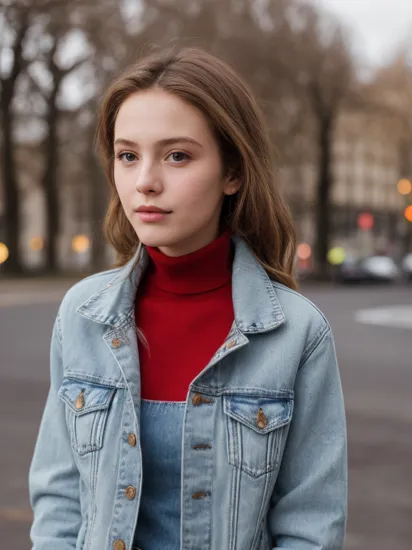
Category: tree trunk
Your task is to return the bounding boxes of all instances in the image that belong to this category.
[89,152,109,272]
[0,10,29,275]
[43,85,60,273]
[314,114,334,277]
[0,93,24,274]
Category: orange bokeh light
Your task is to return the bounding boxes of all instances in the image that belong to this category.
[397,178,412,195]
[30,236,44,251]
[405,205,412,222]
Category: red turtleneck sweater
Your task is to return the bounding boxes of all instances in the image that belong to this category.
[134,230,234,401]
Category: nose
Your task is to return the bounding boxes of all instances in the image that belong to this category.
[135,160,163,195]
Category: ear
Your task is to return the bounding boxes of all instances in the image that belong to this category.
[223,175,241,196]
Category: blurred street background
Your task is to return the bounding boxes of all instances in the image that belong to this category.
[1,0,412,548]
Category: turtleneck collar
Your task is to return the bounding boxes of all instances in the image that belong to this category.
[145,228,233,295]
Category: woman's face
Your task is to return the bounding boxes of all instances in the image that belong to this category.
[113,89,240,257]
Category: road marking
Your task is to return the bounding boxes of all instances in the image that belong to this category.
[0,506,33,523]
[0,290,64,308]
[355,305,412,329]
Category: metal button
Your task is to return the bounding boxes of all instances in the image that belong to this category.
[125,485,136,500]
[192,393,213,406]
[192,443,212,450]
[192,491,208,499]
[112,338,122,348]
[75,390,85,410]
[127,433,137,447]
[256,408,267,429]
[113,540,126,550]
[192,393,202,406]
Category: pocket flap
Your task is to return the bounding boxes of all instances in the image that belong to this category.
[223,393,293,434]
[58,378,116,416]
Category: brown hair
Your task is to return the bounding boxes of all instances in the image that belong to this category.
[96,46,297,290]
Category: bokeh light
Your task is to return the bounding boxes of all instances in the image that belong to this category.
[297,243,312,261]
[0,242,9,264]
[72,235,90,253]
[357,212,374,231]
[397,178,412,195]
[405,205,412,222]
[30,237,44,251]
[328,247,346,265]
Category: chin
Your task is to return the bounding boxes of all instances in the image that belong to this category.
[136,227,179,249]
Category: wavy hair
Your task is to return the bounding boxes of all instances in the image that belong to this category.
[96,46,297,290]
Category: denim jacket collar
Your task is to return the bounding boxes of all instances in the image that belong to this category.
[76,236,285,333]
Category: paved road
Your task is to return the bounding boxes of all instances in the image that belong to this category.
[1,279,411,549]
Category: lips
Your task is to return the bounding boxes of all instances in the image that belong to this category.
[135,205,171,214]
[134,205,171,223]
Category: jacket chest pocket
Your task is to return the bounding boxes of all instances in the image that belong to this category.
[58,378,116,457]
[223,393,294,479]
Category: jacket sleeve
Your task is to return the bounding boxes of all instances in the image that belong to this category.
[29,312,81,550]
[268,325,347,550]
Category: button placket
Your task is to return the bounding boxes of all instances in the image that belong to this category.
[104,326,140,550]
[182,391,215,548]
[189,393,214,503]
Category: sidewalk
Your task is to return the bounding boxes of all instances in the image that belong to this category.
[0,277,84,308]
[0,276,83,295]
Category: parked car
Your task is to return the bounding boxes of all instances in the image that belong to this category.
[401,253,412,281]
[336,255,401,284]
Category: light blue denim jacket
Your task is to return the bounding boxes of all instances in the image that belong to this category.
[29,236,347,550]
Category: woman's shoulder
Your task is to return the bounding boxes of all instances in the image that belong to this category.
[272,282,334,361]
[270,280,332,344]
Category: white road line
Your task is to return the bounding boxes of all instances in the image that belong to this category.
[0,290,64,308]
[355,305,412,329]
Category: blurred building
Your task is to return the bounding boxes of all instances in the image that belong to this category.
[283,104,408,260]
[333,106,406,257]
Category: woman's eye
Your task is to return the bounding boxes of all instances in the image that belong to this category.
[117,152,136,163]
[168,151,189,163]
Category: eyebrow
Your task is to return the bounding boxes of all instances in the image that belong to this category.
[113,137,203,148]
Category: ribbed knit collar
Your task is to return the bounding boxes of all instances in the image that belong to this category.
[145,229,232,295]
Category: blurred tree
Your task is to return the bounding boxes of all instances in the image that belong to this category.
[0,0,359,276]
[0,2,30,274]
[283,3,355,276]
[37,14,88,272]
[23,0,128,272]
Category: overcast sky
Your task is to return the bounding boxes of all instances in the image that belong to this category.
[315,0,412,66]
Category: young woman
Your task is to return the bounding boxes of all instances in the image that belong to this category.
[29,47,347,550]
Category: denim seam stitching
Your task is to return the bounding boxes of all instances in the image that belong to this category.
[271,282,330,326]
[300,325,331,367]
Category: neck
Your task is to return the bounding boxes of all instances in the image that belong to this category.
[145,228,233,295]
